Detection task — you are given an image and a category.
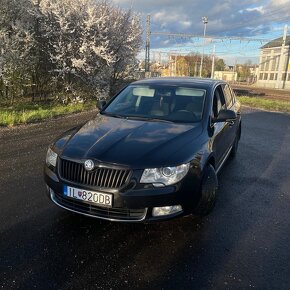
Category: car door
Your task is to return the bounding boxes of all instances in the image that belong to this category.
[211,84,231,168]
[222,84,239,147]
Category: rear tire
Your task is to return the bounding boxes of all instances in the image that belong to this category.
[194,164,218,216]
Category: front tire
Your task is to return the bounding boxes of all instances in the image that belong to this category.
[194,164,218,216]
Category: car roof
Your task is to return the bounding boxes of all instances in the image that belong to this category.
[131,77,224,89]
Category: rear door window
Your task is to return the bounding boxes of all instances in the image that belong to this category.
[222,84,234,108]
[230,87,237,103]
[213,85,226,118]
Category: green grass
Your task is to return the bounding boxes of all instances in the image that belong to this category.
[238,96,290,114]
[0,101,96,127]
[1,96,289,127]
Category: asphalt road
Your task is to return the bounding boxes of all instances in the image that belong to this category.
[0,108,290,290]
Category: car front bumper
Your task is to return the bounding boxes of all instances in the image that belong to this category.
[44,165,202,222]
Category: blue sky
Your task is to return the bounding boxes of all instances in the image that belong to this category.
[112,0,290,64]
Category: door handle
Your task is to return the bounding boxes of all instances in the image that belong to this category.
[229,121,235,127]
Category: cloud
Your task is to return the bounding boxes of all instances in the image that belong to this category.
[244,6,265,13]
[112,0,290,61]
[269,0,290,7]
[113,0,289,32]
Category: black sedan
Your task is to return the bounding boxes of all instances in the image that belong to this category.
[44,77,241,222]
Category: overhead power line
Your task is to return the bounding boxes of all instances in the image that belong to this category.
[151,31,271,43]
[215,4,290,35]
[151,31,290,46]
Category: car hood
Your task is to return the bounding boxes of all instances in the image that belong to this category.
[58,114,203,168]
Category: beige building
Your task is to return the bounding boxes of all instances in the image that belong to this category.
[214,71,237,82]
[256,35,290,89]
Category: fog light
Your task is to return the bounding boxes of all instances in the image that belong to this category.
[152,205,182,217]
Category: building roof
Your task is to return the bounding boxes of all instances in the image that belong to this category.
[262,35,290,49]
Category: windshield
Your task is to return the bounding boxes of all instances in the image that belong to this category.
[103,85,206,123]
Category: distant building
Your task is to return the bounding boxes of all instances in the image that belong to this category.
[214,71,237,82]
[249,66,259,78]
[256,36,290,89]
[226,65,235,71]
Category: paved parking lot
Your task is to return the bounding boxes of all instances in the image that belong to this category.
[0,108,289,289]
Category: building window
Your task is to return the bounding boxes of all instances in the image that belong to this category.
[270,73,274,80]
[264,73,268,80]
[265,56,270,71]
[260,57,266,71]
[276,56,280,70]
[275,73,278,80]
[288,74,290,81]
[259,73,263,80]
[271,58,276,71]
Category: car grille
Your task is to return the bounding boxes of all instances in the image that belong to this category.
[52,191,147,221]
[59,159,131,189]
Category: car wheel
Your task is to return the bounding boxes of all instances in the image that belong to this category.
[194,164,218,216]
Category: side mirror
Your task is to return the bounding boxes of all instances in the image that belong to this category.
[96,100,106,110]
[213,109,237,123]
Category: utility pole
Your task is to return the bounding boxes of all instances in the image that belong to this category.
[234,59,237,82]
[145,14,151,74]
[168,53,171,76]
[276,25,288,89]
[169,53,174,76]
[199,16,208,77]
[211,45,216,79]
[174,55,177,76]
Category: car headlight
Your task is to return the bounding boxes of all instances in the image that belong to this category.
[140,163,190,186]
[46,147,58,167]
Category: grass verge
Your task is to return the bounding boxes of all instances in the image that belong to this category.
[238,96,290,114]
[0,101,96,127]
[1,96,289,127]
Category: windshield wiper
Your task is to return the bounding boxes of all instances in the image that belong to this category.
[126,116,174,123]
[147,118,174,124]
[101,112,127,119]
[102,113,174,123]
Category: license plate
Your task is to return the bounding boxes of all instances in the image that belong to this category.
[63,185,113,207]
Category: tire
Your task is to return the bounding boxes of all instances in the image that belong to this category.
[194,164,218,216]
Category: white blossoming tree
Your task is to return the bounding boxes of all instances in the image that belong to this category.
[35,0,142,100]
[0,0,142,103]
[0,0,36,102]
